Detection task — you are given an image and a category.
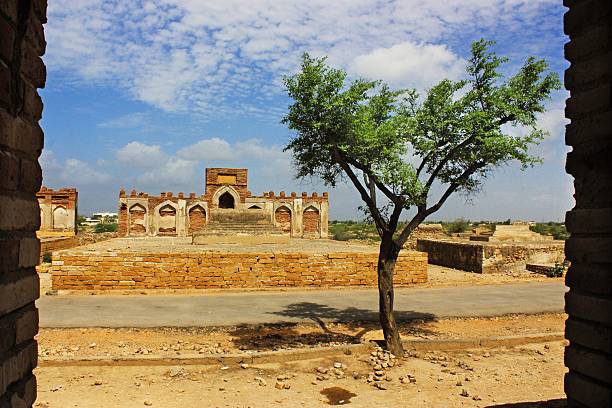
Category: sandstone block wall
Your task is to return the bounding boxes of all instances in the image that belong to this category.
[0,0,45,405]
[50,250,427,290]
[563,1,612,406]
[417,239,564,274]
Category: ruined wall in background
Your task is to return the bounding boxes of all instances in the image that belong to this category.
[563,1,612,406]
[36,186,77,235]
[0,0,46,405]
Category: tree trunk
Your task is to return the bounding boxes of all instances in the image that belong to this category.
[378,237,403,356]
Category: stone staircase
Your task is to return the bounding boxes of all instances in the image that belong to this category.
[192,209,287,244]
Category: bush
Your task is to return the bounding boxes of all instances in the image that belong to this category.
[42,252,52,263]
[545,263,565,278]
[444,218,471,234]
[530,222,569,240]
[94,222,118,233]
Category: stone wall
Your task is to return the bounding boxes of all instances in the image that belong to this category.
[0,0,45,405]
[417,239,565,274]
[563,1,612,406]
[36,186,77,234]
[417,240,483,272]
[50,250,428,290]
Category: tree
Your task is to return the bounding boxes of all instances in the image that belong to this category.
[282,40,560,355]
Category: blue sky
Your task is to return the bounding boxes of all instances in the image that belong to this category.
[40,0,571,221]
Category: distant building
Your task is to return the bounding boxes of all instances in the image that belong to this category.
[118,167,329,238]
[37,187,78,235]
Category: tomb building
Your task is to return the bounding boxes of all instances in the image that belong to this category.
[118,168,329,238]
[37,187,78,236]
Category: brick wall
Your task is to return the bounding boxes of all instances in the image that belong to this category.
[303,208,320,235]
[188,206,206,234]
[417,239,564,274]
[274,208,291,233]
[50,250,428,290]
[563,1,612,406]
[0,0,45,405]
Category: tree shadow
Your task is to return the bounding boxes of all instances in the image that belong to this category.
[229,302,436,351]
[486,399,566,408]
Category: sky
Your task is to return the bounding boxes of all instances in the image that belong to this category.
[40,0,572,221]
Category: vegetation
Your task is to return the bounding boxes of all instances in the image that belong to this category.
[94,221,118,233]
[546,263,566,278]
[76,215,86,226]
[42,252,52,263]
[530,222,568,240]
[283,39,560,354]
[442,218,472,234]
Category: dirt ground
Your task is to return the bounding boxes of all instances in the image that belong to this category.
[37,314,565,358]
[34,315,567,407]
[35,340,567,407]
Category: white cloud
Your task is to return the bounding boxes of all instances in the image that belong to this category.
[41,150,112,186]
[98,112,150,128]
[537,93,569,140]
[349,42,466,89]
[116,142,167,169]
[138,157,198,186]
[45,0,561,118]
[176,138,233,161]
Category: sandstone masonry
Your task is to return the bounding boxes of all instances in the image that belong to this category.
[0,0,46,405]
[36,186,77,235]
[118,168,329,239]
[51,247,427,291]
[563,1,612,406]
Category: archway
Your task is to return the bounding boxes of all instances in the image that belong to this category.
[52,206,70,230]
[128,204,147,235]
[303,206,320,236]
[275,206,292,234]
[188,204,207,234]
[219,192,235,209]
[158,204,177,235]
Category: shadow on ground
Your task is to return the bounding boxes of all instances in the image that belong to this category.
[229,302,435,351]
[487,399,567,407]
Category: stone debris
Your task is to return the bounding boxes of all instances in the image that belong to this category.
[144,401,153,406]
[254,377,267,387]
[240,363,249,369]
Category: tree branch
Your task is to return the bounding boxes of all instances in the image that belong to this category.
[395,160,486,247]
[341,154,400,205]
[333,149,388,235]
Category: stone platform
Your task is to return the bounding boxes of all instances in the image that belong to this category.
[50,237,428,290]
[417,238,564,274]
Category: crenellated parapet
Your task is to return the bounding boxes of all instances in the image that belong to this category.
[118,168,329,238]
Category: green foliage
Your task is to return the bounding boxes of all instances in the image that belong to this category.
[42,252,52,263]
[94,222,118,233]
[76,215,86,226]
[530,222,569,240]
[329,221,380,242]
[546,263,566,278]
[282,39,560,246]
[443,218,471,234]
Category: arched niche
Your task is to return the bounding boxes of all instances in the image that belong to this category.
[52,206,70,229]
[157,203,177,235]
[188,204,207,234]
[248,205,262,210]
[275,205,292,234]
[303,205,320,235]
[128,203,147,235]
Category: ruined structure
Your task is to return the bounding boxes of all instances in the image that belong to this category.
[417,223,564,274]
[118,168,329,239]
[0,0,46,405]
[563,0,612,405]
[36,186,77,235]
